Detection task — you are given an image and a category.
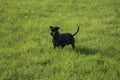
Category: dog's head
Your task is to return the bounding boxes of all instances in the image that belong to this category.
[49,26,60,36]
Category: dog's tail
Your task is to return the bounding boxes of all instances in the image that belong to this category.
[73,27,79,36]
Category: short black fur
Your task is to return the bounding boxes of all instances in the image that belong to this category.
[50,26,79,49]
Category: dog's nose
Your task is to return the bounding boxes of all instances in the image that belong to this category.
[50,32,52,35]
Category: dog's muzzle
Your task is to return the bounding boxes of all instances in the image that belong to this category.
[50,32,56,36]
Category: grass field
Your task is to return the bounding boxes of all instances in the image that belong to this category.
[0,0,120,80]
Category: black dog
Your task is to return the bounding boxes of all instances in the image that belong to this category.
[50,26,79,49]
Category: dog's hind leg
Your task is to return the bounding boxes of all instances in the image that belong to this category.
[71,43,75,49]
[54,46,56,49]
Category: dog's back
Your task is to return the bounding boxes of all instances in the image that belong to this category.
[59,33,74,45]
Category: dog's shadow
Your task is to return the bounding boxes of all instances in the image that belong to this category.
[75,46,98,55]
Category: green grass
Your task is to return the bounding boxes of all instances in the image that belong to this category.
[0,0,120,80]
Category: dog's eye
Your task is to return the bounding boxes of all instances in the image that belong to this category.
[51,29,54,31]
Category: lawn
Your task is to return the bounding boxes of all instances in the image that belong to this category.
[0,0,120,80]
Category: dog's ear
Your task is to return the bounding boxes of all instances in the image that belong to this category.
[49,26,53,29]
[56,27,60,30]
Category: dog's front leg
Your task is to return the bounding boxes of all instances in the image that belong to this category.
[61,44,65,49]
[53,43,57,49]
